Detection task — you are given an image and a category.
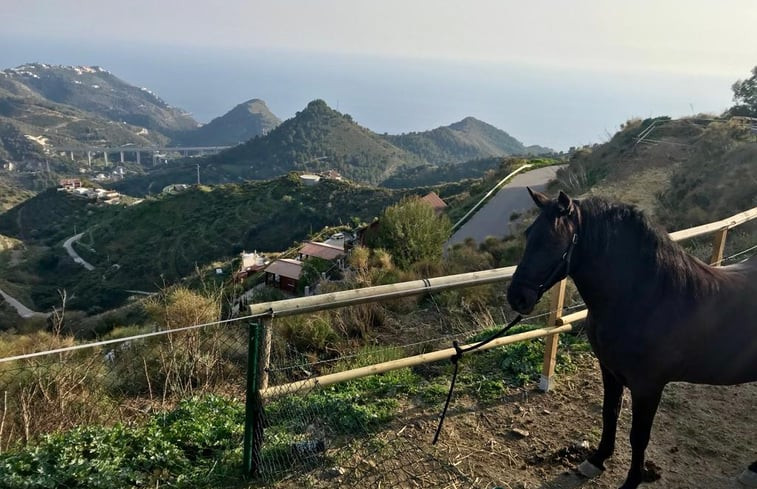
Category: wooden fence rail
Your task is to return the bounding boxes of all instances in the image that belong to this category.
[242,205,757,475]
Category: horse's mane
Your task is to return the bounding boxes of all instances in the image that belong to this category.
[576,197,722,297]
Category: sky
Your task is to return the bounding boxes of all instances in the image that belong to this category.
[1,0,755,150]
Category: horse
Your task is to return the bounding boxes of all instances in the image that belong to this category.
[506,188,757,489]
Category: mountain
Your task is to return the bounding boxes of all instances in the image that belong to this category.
[112,102,554,195]
[385,116,551,166]
[207,99,425,184]
[1,64,197,137]
[175,99,280,146]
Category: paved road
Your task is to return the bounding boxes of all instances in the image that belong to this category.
[447,165,564,247]
[0,287,48,319]
[63,233,95,271]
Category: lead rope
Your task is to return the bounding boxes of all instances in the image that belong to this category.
[432,313,523,444]
[432,230,579,444]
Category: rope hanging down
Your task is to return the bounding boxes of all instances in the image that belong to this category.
[432,313,522,444]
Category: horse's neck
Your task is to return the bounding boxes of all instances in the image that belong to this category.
[570,214,660,313]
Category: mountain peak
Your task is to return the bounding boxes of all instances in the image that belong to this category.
[176,98,281,146]
[307,99,330,109]
[209,99,422,184]
[232,98,273,115]
[448,116,492,131]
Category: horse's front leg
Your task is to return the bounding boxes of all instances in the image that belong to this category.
[579,364,624,478]
[618,386,663,489]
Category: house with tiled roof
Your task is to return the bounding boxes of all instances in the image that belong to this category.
[421,191,447,215]
[264,259,303,293]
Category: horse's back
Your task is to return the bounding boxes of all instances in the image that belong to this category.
[671,255,757,385]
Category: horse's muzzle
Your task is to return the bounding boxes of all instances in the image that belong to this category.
[506,282,538,315]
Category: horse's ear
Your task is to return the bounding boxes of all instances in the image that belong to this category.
[557,190,574,215]
[527,187,550,209]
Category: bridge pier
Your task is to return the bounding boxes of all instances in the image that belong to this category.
[104,151,109,166]
[120,151,125,163]
[87,151,92,167]
[70,151,74,161]
[136,151,141,164]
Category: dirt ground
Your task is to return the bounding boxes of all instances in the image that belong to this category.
[292,353,756,489]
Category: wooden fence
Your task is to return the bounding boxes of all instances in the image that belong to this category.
[243,205,757,474]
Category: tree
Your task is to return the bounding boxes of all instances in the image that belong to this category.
[730,66,757,116]
[371,197,452,269]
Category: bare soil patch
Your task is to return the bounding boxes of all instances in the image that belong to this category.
[282,354,756,488]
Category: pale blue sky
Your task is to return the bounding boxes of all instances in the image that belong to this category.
[1,1,755,149]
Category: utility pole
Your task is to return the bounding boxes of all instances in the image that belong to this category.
[196,164,200,185]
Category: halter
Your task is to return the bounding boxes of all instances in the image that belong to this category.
[536,231,579,296]
[432,206,581,444]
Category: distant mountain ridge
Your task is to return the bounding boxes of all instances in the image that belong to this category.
[0,65,174,161]
[2,63,197,136]
[174,99,281,146]
[0,63,281,152]
[386,116,552,166]
[1,62,552,195]
[213,99,426,184]
[206,101,552,186]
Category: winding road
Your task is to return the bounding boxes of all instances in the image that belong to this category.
[0,287,48,319]
[63,233,95,271]
[447,165,564,247]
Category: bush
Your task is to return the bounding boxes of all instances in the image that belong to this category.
[369,197,452,269]
[0,395,243,489]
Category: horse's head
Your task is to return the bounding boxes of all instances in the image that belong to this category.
[507,188,579,314]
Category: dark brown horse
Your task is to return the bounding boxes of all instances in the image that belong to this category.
[506,188,757,489]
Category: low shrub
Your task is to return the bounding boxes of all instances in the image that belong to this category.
[0,395,244,489]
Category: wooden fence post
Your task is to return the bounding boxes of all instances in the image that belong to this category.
[540,279,567,392]
[710,228,728,266]
[257,318,272,390]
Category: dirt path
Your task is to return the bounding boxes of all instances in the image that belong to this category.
[293,354,756,488]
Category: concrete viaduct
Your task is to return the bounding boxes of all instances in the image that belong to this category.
[53,145,230,166]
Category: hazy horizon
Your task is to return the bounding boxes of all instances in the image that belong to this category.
[1,1,754,151]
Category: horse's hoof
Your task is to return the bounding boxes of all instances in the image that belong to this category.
[578,460,604,478]
[738,469,757,488]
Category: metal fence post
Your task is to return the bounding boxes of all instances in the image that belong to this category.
[540,279,566,392]
[242,321,264,477]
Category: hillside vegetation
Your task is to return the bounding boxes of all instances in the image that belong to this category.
[2,64,197,136]
[213,99,425,184]
[386,116,550,166]
[552,116,757,229]
[0,176,411,312]
[113,101,550,195]
[382,156,505,188]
